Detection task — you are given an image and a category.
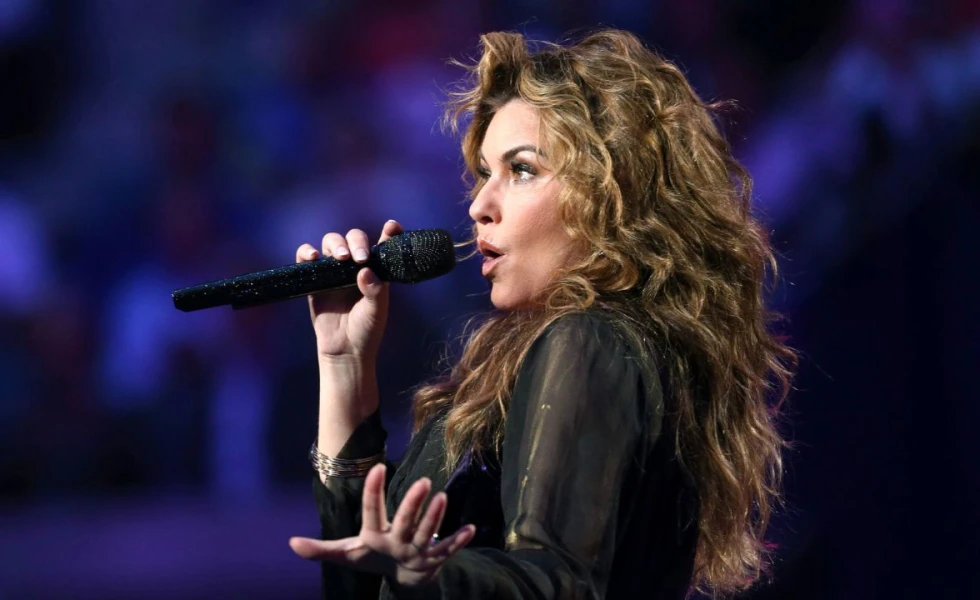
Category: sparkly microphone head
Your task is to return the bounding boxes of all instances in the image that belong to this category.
[371,229,456,283]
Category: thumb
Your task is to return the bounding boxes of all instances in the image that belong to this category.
[289,536,326,560]
[289,536,366,561]
[357,267,386,300]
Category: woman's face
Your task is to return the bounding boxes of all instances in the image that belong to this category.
[469,99,577,311]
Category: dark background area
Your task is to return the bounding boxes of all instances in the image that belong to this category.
[0,1,977,598]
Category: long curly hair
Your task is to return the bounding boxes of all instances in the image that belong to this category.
[412,29,797,596]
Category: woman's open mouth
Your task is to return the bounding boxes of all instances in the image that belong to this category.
[478,240,504,277]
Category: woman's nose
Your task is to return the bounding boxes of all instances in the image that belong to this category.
[469,180,500,225]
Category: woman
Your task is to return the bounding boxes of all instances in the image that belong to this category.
[288,29,795,599]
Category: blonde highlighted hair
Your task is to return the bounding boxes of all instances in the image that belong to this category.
[413,29,796,596]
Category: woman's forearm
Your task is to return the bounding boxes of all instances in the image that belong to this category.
[316,357,380,460]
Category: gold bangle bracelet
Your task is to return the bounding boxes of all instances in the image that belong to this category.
[309,442,386,478]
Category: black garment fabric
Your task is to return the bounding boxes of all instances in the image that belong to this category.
[313,311,698,600]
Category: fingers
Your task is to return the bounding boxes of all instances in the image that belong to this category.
[378,219,404,244]
[318,229,373,263]
[345,229,371,263]
[296,243,320,263]
[289,536,368,562]
[408,523,477,571]
[390,477,432,545]
[320,232,348,259]
[309,222,403,262]
[311,224,401,300]
[411,491,447,551]
[320,228,370,263]
[361,463,389,533]
[427,524,476,558]
[361,220,401,297]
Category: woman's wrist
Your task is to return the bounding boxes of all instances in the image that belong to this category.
[317,350,376,372]
[317,356,380,456]
[318,353,377,389]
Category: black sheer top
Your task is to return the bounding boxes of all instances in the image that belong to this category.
[312,311,698,599]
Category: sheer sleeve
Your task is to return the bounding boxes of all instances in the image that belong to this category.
[390,312,657,600]
[313,409,398,600]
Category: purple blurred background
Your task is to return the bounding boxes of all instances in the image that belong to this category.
[0,1,978,598]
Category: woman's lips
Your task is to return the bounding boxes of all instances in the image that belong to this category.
[481,254,503,277]
[477,239,504,277]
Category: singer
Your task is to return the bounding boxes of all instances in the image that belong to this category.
[288,29,796,599]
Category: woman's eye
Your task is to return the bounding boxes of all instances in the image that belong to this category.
[511,162,536,181]
[475,162,536,182]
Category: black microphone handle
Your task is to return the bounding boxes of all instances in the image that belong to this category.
[173,229,456,312]
[172,254,378,312]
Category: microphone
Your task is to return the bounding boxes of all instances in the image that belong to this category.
[172,229,456,312]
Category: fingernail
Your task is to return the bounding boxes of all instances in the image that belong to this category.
[354,249,368,261]
[363,269,379,286]
[386,219,397,224]
[336,247,350,257]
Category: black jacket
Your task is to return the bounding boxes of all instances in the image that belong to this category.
[312,311,697,599]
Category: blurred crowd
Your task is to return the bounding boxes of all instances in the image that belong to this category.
[0,0,977,508]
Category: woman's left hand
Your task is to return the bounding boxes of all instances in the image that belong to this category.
[289,464,477,588]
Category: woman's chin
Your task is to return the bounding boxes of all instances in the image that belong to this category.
[489,289,509,311]
[489,287,518,312]
[489,288,542,312]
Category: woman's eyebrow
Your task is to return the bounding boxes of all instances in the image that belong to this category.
[479,144,544,164]
[501,144,541,162]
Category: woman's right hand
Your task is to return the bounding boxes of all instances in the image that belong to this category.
[295,220,404,364]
